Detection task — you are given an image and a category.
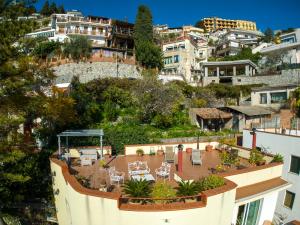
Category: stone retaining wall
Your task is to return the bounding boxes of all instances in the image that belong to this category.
[53,62,141,84]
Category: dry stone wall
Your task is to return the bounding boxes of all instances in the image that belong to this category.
[53,62,141,84]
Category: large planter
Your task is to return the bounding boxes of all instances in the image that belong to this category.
[186,148,192,154]
[157,149,164,156]
[205,144,213,152]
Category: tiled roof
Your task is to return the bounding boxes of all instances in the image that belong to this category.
[193,108,232,119]
[224,106,272,116]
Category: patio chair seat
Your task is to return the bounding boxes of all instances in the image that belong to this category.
[191,149,202,165]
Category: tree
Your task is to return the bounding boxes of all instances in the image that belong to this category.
[49,1,57,15]
[135,41,163,70]
[40,0,50,16]
[133,5,153,46]
[33,41,60,59]
[263,28,274,43]
[63,36,92,62]
[57,4,65,13]
[133,5,163,70]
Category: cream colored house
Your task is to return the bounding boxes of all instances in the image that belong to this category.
[161,36,208,82]
[51,141,290,225]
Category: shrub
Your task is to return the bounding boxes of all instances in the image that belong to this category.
[271,153,284,163]
[122,179,151,198]
[176,180,201,197]
[197,175,225,191]
[151,181,176,203]
[249,149,264,165]
[136,148,144,156]
[75,175,91,188]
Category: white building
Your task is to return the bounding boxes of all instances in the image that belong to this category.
[51,140,290,225]
[250,84,297,109]
[161,36,209,82]
[243,129,300,224]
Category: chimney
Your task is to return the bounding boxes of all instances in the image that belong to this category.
[251,128,257,149]
[177,144,183,173]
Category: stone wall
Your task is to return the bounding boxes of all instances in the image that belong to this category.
[53,62,141,84]
[232,69,300,86]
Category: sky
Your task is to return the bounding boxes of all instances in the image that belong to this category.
[35,0,300,31]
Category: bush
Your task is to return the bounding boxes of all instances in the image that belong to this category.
[136,148,144,155]
[122,179,151,198]
[176,180,201,197]
[271,153,284,163]
[197,175,225,191]
[151,181,176,203]
[249,149,264,165]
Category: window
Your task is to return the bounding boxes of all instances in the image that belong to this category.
[174,55,180,63]
[290,155,300,174]
[270,92,287,103]
[260,93,267,104]
[284,191,295,209]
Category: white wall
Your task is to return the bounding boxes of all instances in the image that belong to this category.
[51,160,236,225]
[243,130,300,222]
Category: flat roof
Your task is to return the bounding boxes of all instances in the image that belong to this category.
[57,129,104,137]
[202,60,257,68]
[252,84,298,92]
[236,177,290,201]
[260,41,300,53]
[224,106,272,116]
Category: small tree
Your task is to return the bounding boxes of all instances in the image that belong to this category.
[63,36,92,62]
[263,28,274,43]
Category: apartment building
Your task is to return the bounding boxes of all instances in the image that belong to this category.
[161,36,208,82]
[199,17,257,32]
[215,29,264,57]
[243,129,300,224]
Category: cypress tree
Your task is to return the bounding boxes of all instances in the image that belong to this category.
[40,0,50,16]
[133,5,153,46]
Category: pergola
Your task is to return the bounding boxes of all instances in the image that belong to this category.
[57,129,104,157]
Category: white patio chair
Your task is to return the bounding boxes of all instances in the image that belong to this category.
[108,167,125,185]
[155,163,171,180]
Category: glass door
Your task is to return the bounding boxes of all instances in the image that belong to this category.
[236,199,262,225]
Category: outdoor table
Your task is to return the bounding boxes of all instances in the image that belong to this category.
[131,174,155,182]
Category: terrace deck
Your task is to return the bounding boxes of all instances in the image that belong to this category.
[71,149,251,190]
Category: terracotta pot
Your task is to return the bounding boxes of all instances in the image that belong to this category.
[205,144,213,152]
[157,150,164,156]
[186,148,192,153]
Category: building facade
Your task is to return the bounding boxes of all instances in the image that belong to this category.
[243,129,300,224]
[161,36,208,82]
[250,85,297,109]
[199,17,257,32]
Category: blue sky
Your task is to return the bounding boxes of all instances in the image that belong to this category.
[35,0,300,31]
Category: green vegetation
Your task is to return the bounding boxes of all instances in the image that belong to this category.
[40,0,65,16]
[136,149,144,156]
[123,179,152,198]
[63,35,92,62]
[249,149,264,165]
[209,47,262,64]
[134,5,163,70]
[263,28,274,43]
[272,154,284,163]
[197,175,225,191]
[176,180,201,197]
[151,181,176,203]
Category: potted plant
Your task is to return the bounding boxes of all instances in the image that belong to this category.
[151,181,176,204]
[136,148,144,156]
[123,180,151,204]
[271,153,284,163]
[176,181,200,203]
[186,148,192,154]
[249,149,264,166]
[205,137,213,152]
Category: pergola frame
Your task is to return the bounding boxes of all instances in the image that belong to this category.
[57,129,104,158]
